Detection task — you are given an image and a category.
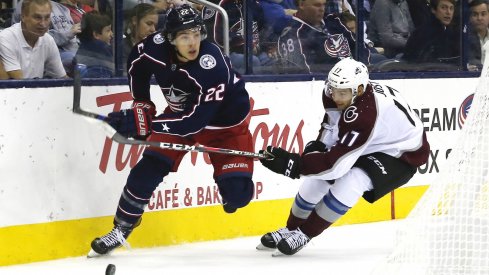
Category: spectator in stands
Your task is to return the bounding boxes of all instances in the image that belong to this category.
[260,0,293,39]
[258,0,294,63]
[60,0,93,24]
[277,0,369,73]
[12,0,81,73]
[402,0,459,65]
[152,0,170,31]
[0,58,8,80]
[280,0,297,9]
[340,11,386,64]
[123,3,158,65]
[335,1,374,59]
[406,0,432,28]
[368,0,415,58]
[0,0,66,79]
[213,0,270,71]
[75,10,113,77]
[346,0,372,19]
[468,0,489,69]
[326,0,352,15]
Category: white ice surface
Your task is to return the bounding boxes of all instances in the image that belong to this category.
[0,220,398,275]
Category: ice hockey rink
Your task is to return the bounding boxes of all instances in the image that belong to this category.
[0,221,396,275]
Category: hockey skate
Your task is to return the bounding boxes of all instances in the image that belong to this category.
[222,201,237,214]
[87,225,133,258]
[274,228,310,256]
[256,227,291,251]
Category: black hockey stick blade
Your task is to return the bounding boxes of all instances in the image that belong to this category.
[72,69,268,159]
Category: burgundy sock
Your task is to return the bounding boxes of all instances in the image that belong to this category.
[299,210,332,238]
[286,210,307,230]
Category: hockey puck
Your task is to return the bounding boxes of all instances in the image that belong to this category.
[105,264,116,275]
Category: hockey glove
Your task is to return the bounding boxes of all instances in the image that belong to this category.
[259,146,301,179]
[303,140,327,155]
[107,100,156,140]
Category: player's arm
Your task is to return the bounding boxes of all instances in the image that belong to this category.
[304,89,341,154]
[106,42,155,139]
[0,61,8,80]
[0,39,23,79]
[127,42,153,101]
[261,109,375,180]
[6,70,23,79]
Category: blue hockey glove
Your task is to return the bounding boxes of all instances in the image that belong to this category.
[107,100,155,140]
[259,146,301,179]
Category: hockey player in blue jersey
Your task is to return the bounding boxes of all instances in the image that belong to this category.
[88,4,255,257]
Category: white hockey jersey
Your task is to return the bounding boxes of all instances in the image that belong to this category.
[301,81,430,180]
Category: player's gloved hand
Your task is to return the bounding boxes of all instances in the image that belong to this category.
[107,100,156,140]
[303,140,327,155]
[259,146,301,179]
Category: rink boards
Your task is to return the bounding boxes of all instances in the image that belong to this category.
[0,78,477,265]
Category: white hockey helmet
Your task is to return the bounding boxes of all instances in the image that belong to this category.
[326,58,369,103]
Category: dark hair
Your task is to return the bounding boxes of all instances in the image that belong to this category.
[126,3,157,35]
[78,11,112,42]
[21,0,51,15]
[469,0,489,10]
[430,0,456,10]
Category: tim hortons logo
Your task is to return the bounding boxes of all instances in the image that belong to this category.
[96,92,305,173]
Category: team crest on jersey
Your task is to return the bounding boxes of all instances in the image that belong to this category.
[200,54,216,69]
[343,106,359,123]
[161,85,191,112]
[153,33,165,44]
[324,34,351,58]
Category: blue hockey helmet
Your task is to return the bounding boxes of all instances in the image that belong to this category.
[164,4,207,43]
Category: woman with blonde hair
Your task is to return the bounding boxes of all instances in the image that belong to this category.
[123,3,158,64]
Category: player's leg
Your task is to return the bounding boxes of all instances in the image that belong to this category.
[277,153,417,255]
[276,167,372,255]
[88,134,191,257]
[258,178,332,250]
[196,121,255,214]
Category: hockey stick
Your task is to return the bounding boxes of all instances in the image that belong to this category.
[72,70,268,159]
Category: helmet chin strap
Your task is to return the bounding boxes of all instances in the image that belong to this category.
[174,47,191,62]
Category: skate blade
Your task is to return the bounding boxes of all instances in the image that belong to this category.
[256,243,276,251]
[87,249,108,258]
[271,250,286,257]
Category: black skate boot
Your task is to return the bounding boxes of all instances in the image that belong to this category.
[87,224,133,258]
[276,228,310,255]
[222,201,237,214]
[256,227,291,250]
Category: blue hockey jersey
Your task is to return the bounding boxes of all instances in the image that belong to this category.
[278,14,370,73]
[127,33,251,137]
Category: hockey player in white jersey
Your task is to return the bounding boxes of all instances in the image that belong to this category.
[258,58,430,256]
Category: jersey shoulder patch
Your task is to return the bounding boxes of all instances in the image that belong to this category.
[199,54,217,69]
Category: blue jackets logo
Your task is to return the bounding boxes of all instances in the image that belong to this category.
[458,93,473,129]
[200,54,216,69]
[153,33,165,44]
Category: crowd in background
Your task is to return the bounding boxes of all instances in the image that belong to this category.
[0,0,487,80]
